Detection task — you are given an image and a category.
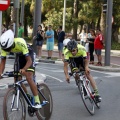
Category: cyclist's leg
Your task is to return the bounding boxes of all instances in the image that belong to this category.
[25,71,40,102]
[19,51,41,106]
[69,58,80,81]
[14,75,28,93]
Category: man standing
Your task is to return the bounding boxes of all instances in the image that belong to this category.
[45,25,54,59]
[94,29,104,66]
[57,26,65,60]
[18,23,24,38]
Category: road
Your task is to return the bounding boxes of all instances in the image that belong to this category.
[37,62,120,120]
[0,60,120,120]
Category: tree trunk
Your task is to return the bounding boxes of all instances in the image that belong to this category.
[112,24,119,42]
[100,4,106,36]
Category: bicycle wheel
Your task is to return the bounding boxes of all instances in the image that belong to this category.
[78,82,95,115]
[36,83,53,120]
[3,88,26,120]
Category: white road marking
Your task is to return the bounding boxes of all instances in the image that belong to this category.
[45,74,64,82]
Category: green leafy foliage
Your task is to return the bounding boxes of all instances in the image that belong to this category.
[111,41,120,50]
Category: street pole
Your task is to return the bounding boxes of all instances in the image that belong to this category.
[33,0,42,53]
[20,0,24,26]
[14,0,20,37]
[33,0,42,36]
[0,11,2,36]
[63,0,66,31]
[105,0,113,66]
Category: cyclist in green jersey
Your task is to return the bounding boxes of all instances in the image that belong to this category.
[0,30,41,108]
[63,39,101,102]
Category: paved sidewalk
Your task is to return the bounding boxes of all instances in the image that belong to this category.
[1,44,120,72]
[0,64,46,89]
[41,44,120,72]
[42,44,120,57]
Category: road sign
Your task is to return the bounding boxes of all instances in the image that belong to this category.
[0,0,10,11]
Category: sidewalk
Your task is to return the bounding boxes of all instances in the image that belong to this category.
[42,44,120,57]
[1,44,120,72]
[41,44,120,72]
[0,64,46,89]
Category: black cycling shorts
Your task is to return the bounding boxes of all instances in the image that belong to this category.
[19,47,35,72]
[69,56,85,72]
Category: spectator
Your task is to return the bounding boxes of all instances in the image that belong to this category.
[2,24,7,34]
[94,29,104,66]
[45,25,54,59]
[9,24,14,32]
[33,25,44,59]
[79,29,87,46]
[18,23,24,38]
[87,29,96,64]
[57,26,65,60]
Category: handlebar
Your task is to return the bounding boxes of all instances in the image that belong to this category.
[69,71,85,77]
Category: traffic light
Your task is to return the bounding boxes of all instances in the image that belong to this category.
[102,0,107,13]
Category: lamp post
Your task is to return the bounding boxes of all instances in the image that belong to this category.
[104,0,113,66]
[20,0,24,26]
[14,0,20,37]
[33,0,42,53]
[63,0,66,31]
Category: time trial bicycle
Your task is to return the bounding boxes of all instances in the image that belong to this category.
[2,53,53,120]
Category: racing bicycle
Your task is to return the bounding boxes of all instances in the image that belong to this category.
[2,53,53,120]
[70,71,100,115]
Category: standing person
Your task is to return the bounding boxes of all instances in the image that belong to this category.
[45,25,54,60]
[18,23,24,38]
[87,29,96,64]
[79,29,87,46]
[33,25,44,60]
[94,29,104,66]
[57,26,65,60]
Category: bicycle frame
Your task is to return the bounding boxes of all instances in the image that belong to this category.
[80,74,94,99]
[9,53,48,111]
[10,79,48,112]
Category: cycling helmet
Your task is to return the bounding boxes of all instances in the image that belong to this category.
[67,40,78,51]
[0,30,14,50]
[63,39,70,47]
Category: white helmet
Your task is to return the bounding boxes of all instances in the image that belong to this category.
[63,38,71,47]
[0,30,14,49]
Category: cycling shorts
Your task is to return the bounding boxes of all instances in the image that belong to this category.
[68,56,85,72]
[19,48,35,72]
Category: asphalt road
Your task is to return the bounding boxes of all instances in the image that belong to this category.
[0,60,120,120]
[37,62,120,120]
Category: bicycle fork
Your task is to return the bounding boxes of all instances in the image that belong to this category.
[11,88,20,111]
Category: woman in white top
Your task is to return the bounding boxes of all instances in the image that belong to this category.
[79,29,87,46]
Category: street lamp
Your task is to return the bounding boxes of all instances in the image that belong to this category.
[63,0,66,31]
[105,0,113,66]
[20,0,24,26]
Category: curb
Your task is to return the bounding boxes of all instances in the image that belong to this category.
[89,65,120,72]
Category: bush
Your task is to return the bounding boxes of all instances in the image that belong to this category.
[111,41,120,50]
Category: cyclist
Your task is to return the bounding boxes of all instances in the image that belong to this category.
[0,30,41,108]
[63,39,101,102]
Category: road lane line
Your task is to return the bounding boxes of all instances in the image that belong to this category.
[45,74,63,82]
